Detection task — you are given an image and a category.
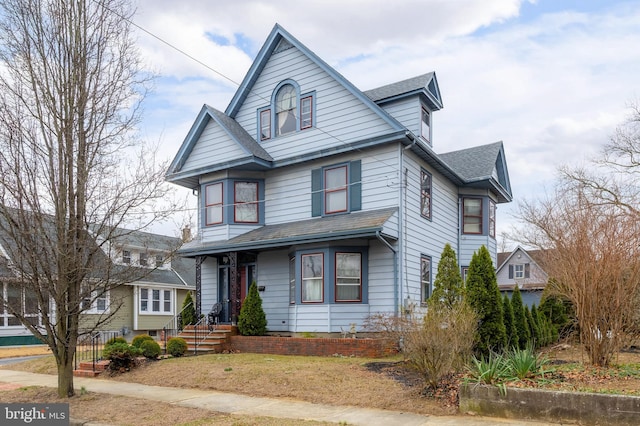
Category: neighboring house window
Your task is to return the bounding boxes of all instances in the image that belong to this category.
[155,254,164,268]
[139,287,172,314]
[205,182,223,225]
[234,181,259,223]
[462,198,482,234]
[489,200,496,238]
[289,256,296,304]
[139,252,148,267]
[1,283,41,327]
[301,253,323,303]
[276,84,297,136]
[421,107,430,143]
[335,252,361,302]
[300,96,313,129]
[420,169,432,220]
[81,284,109,314]
[122,250,131,264]
[509,263,530,280]
[421,256,431,304]
[259,108,271,141]
[324,165,348,214]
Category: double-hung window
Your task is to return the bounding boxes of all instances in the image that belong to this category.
[489,200,496,238]
[205,182,223,225]
[259,109,271,141]
[301,253,323,303]
[324,165,348,214]
[462,198,482,234]
[234,182,259,223]
[421,256,432,304]
[140,287,172,314]
[420,169,432,219]
[421,107,430,143]
[515,264,525,279]
[122,250,131,264]
[81,284,109,314]
[300,96,313,129]
[139,252,148,267]
[335,253,361,302]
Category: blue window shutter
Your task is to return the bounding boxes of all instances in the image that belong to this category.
[350,160,361,212]
[311,168,322,217]
[508,265,514,279]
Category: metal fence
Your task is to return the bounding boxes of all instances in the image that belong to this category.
[74,330,121,372]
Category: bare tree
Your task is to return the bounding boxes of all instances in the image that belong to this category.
[0,0,176,397]
[517,178,640,366]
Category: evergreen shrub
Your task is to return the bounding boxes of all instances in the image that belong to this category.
[131,334,154,348]
[238,281,267,336]
[139,339,161,359]
[167,337,188,357]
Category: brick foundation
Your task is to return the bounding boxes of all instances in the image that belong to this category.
[227,335,391,358]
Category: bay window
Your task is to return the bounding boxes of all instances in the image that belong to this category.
[462,198,482,234]
[234,181,258,223]
[139,286,172,314]
[335,253,362,302]
[205,182,223,225]
[302,253,324,303]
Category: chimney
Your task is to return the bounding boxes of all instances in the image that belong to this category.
[181,225,191,243]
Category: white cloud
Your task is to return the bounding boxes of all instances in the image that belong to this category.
[132,1,640,238]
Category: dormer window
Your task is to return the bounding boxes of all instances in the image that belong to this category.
[122,250,131,264]
[421,107,430,143]
[276,84,297,136]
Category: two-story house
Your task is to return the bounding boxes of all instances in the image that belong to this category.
[0,226,195,346]
[166,24,512,333]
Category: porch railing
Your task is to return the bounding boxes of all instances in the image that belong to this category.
[74,330,121,373]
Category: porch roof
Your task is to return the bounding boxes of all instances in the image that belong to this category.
[178,207,398,257]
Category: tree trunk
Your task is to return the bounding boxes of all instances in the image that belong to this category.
[56,349,75,398]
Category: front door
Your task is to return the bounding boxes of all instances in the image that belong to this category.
[218,266,231,323]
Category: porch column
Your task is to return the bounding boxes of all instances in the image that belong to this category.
[195,255,203,319]
[229,251,240,324]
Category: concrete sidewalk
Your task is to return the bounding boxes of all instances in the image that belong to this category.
[0,369,557,426]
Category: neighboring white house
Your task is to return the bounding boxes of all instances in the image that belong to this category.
[496,246,549,307]
[166,24,513,333]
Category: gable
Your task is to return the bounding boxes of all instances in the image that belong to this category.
[439,141,512,203]
[364,72,443,111]
[166,106,274,189]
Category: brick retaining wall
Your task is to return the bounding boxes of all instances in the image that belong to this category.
[227,335,390,358]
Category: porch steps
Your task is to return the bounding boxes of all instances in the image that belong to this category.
[73,360,110,377]
[176,325,235,354]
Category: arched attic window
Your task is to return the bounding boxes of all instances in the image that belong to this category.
[276,84,297,136]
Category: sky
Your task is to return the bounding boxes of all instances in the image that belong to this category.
[131,0,640,246]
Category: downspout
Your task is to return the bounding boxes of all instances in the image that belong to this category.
[376,231,398,316]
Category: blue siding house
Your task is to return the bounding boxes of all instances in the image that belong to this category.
[166,24,512,333]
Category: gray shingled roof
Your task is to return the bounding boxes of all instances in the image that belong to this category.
[206,106,274,162]
[364,72,435,102]
[439,141,503,182]
[179,207,398,256]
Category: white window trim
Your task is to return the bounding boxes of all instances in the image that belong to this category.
[83,289,110,315]
[514,264,525,279]
[138,286,174,315]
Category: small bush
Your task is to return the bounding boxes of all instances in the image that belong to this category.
[139,339,161,359]
[363,312,413,355]
[104,336,127,348]
[131,334,154,348]
[404,301,478,389]
[167,337,188,357]
[505,345,549,380]
[103,342,141,372]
